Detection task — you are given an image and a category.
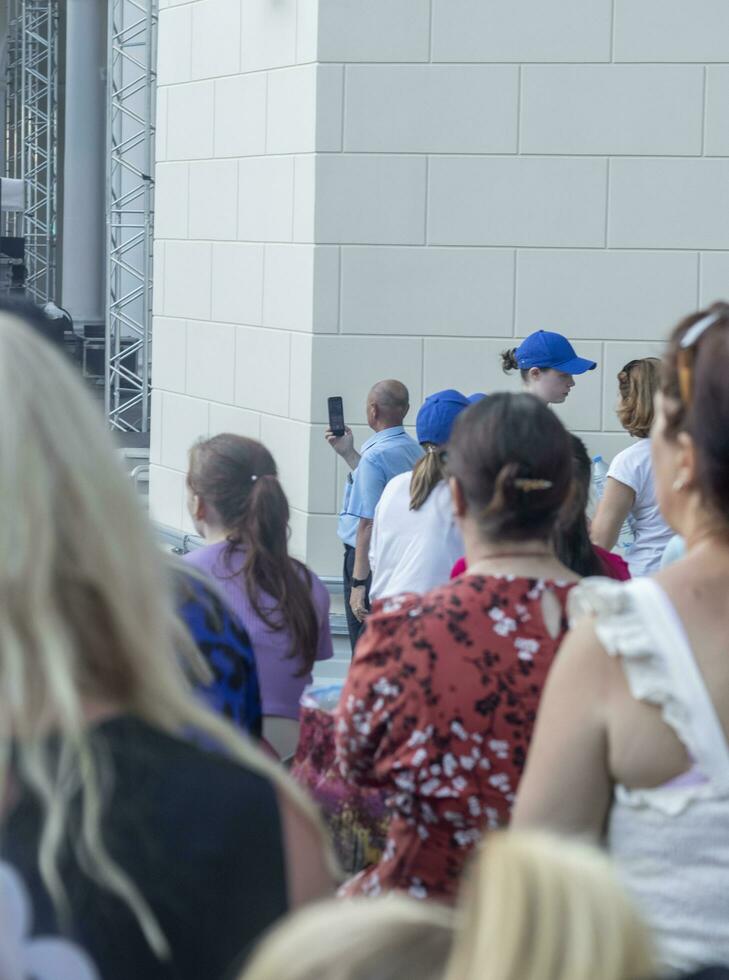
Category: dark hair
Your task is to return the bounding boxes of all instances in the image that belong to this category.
[616,358,661,438]
[447,392,573,543]
[501,347,528,383]
[554,436,604,577]
[0,295,66,347]
[662,301,729,525]
[187,434,319,675]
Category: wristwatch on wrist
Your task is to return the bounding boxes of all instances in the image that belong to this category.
[351,578,368,589]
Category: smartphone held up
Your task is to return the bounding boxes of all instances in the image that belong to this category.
[328,396,345,437]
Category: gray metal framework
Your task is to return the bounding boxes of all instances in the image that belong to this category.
[4,0,59,303]
[105,0,157,432]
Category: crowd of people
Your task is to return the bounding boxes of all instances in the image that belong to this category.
[0,297,727,980]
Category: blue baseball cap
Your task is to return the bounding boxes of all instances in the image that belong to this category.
[515,331,596,375]
[416,389,470,445]
[468,392,487,404]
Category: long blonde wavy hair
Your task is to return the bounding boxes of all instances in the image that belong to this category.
[446,831,655,980]
[0,312,333,957]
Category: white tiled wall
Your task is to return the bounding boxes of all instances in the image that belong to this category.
[151,0,729,576]
[151,0,323,540]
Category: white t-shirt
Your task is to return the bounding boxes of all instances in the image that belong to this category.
[607,438,673,576]
[369,472,464,600]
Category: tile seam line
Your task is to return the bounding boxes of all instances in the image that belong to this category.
[157,59,721,88]
[163,152,725,160]
[167,241,729,252]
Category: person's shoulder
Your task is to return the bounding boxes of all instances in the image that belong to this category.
[297,562,330,602]
[100,716,274,793]
[183,540,223,569]
[355,580,477,666]
[382,470,412,497]
[616,438,650,465]
[368,578,467,624]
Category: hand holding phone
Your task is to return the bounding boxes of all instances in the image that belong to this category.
[325,396,359,468]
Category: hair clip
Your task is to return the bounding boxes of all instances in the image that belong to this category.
[513,478,553,492]
[680,311,721,350]
[250,475,258,482]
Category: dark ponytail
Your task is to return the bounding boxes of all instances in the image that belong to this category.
[188,434,319,675]
[501,347,531,383]
[553,435,604,577]
[501,347,519,373]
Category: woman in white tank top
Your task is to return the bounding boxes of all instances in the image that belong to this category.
[369,390,478,600]
[513,303,729,976]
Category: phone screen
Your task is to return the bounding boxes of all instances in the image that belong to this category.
[328,396,345,437]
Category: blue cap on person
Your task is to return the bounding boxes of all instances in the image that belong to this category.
[416,389,470,445]
[468,392,487,404]
[515,331,596,374]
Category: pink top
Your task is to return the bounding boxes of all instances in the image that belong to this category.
[450,547,631,582]
[594,545,631,581]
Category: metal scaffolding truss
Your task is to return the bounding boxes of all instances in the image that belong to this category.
[4,0,59,303]
[105,0,157,433]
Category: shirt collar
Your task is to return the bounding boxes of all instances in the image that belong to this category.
[360,425,406,453]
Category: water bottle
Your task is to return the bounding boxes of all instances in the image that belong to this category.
[591,455,609,501]
[591,455,634,552]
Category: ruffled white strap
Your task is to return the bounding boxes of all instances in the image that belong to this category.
[569,577,729,812]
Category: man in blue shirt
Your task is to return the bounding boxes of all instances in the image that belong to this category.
[326,379,422,652]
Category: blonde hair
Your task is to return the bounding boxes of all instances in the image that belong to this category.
[446,831,655,980]
[617,357,661,438]
[409,443,446,510]
[240,896,454,980]
[0,312,334,957]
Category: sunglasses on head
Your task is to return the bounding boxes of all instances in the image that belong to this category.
[677,310,725,406]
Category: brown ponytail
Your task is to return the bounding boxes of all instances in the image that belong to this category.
[187,434,319,675]
[501,347,519,373]
[409,444,446,511]
[501,346,533,383]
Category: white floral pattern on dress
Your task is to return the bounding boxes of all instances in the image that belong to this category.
[336,575,574,901]
[0,862,100,980]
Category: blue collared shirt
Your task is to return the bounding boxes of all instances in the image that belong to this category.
[337,426,423,548]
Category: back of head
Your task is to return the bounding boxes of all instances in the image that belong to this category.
[188,434,319,673]
[661,301,729,526]
[617,357,661,437]
[410,389,470,510]
[0,313,316,959]
[446,831,655,980]
[369,379,410,426]
[240,896,454,980]
[447,392,573,543]
[0,310,207,953]
[0,310,184,725]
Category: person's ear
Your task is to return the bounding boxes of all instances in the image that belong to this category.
[449,476,468,519]
[190,492,205,522]
[527,367,541,382]
[674,431,698,491]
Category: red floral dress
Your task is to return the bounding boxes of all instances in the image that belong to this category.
[334,573,575,901]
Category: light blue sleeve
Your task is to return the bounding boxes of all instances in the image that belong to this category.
[660,535,686,569]
[347,454,386,520]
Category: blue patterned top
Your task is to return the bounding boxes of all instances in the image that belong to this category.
[175,569,263,739]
